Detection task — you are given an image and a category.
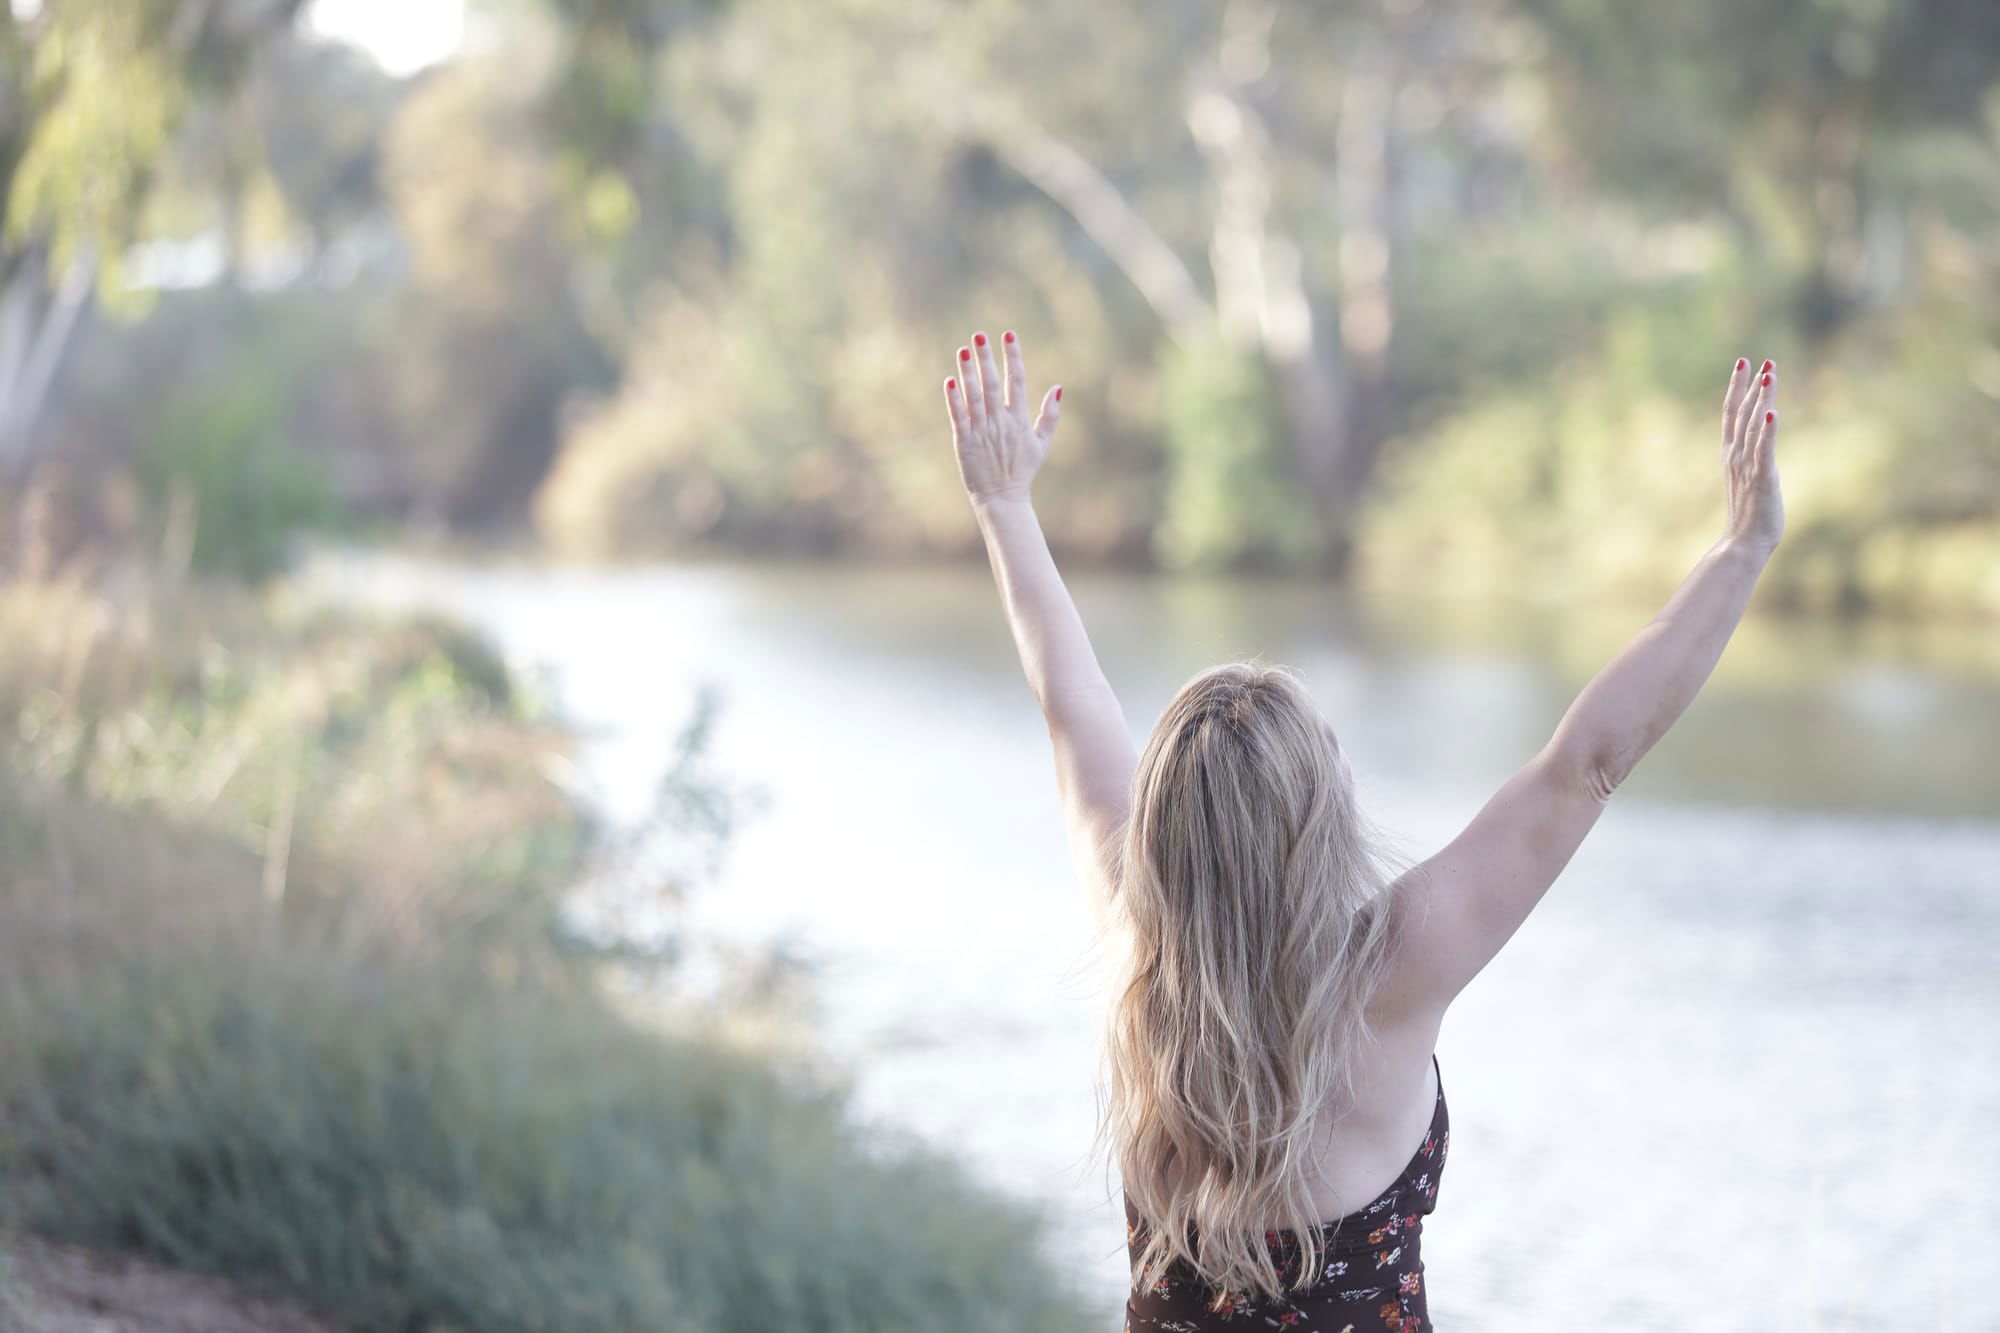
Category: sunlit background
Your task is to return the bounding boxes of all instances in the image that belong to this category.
[304,0,465,78]
[1,1,1996,1330]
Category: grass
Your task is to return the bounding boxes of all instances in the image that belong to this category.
[0,578,1098,1332]
[0,1242,27,1333]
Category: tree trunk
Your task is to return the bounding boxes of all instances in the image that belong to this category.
[972,108,1214,349]
[0,246,96,487]
[1309,18,1413,571]
[961,4,1418,577]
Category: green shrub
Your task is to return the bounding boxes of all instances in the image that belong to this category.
[0,785,1096,1333]
[0,584,1098,1331]
[136,378,344,582]
[1152,336,1326,573]
[0,579,589,937]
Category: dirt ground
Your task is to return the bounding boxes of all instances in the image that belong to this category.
[0,1235,336,1333]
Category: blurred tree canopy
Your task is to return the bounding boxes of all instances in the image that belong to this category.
[14,0,2000,612]
[1,0,306,485]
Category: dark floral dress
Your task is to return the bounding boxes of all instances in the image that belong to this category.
[1124,1054,1449,1333]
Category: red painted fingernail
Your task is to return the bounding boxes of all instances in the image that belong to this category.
[1762,360,1773,372]
[1054,387,1062,402]
[974,333,987,347]
[960,348,971,361]
[1004,331,1015,343]
[1736,359,1747,371]
[946,378,955,390]
[1762,374,1772,386]
[1766,411,1774,422]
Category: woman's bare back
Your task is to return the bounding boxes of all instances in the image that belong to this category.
[1156,1003,1443,1230]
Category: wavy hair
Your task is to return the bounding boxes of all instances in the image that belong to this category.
[1090,659,1409,1308]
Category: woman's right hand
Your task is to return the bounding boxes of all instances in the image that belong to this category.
[1721,357,1785,551]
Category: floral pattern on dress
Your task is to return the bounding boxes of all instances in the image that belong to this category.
[1123,1055,1449,1333]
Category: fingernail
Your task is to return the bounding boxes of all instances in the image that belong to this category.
[946,378,956,390]
[1766,411,1775,422]
[1004,331,1016,344]
[1736,358,1747,371]
[974,333,987,347]
[1055,387,1062,402]
[960,348,971,361]
[1762,360,1773,372]
[1762,374,1772,386]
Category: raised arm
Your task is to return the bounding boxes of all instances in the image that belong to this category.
[942,329,1138,930]
[1377,357,1787,1022]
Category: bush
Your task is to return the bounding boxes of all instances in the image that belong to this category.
[0,583,1098,1331]
[0,783,1097,1333]
[1356,280,2000,618]
[136,378,344,582]
[0,577,588,935]
[1151,336,1326,572]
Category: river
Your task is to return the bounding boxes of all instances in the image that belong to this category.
[303,548,2000,1332]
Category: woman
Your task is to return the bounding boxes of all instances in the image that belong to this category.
[941,331,1784,1330]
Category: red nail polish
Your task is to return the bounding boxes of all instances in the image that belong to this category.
[1762,374,1772,386]
[960,348,971,361]
[1004,331,1015,344]
[1762,360,1773,372]
[1736,359,1747,371]
[1766,411,1774,422]
[974,333,987,347]
[946,378,955,390]
[1054,387,1062,402]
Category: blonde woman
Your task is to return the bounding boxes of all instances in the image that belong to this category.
[942,331,1784,1330]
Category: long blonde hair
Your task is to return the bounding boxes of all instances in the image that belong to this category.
[1091,659,1408,1307]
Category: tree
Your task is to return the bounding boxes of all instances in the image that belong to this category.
[922,0,1519,572]
[0,0,306,486]
[1521,0,2000,339]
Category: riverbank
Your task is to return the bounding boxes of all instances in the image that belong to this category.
[0,574,1101,1332]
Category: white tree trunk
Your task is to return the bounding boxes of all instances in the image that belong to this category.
[974,115,1215,348]
[0,250,95,484]
[1188,0,1354,531]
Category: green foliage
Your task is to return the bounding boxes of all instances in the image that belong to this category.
[378,45,608,524]
[14,0,2000,615]
[1152,337,1325,572]
[0,578,586,923]
[0,583,1099,1330]
[1359,271,2000,615]
[0,786,1098,1333]
[135,379,341,581]
[4,1,186,284]
[2,0,308,299]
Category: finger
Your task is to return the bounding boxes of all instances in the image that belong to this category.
[972,331,1004,425]
[957,345,984,429]
[943,374,969,441]
[1755,407,1778,470]
[1739,360,1776,455]
[1002,329,1028,418]
[1735,363,1775,457]
[1033,384,1062,441]
[1721,357,1750,447]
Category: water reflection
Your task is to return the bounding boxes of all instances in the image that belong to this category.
[722,557,2000,817]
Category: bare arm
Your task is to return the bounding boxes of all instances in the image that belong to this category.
[943,330,1138,929]
[1378,357,1787,1020]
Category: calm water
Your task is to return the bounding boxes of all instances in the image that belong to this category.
[307,549,2000,1332]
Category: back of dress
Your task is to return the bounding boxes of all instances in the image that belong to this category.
[1122,1053,1450,1333]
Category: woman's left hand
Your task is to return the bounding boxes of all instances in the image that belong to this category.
[942,329,1062,503]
